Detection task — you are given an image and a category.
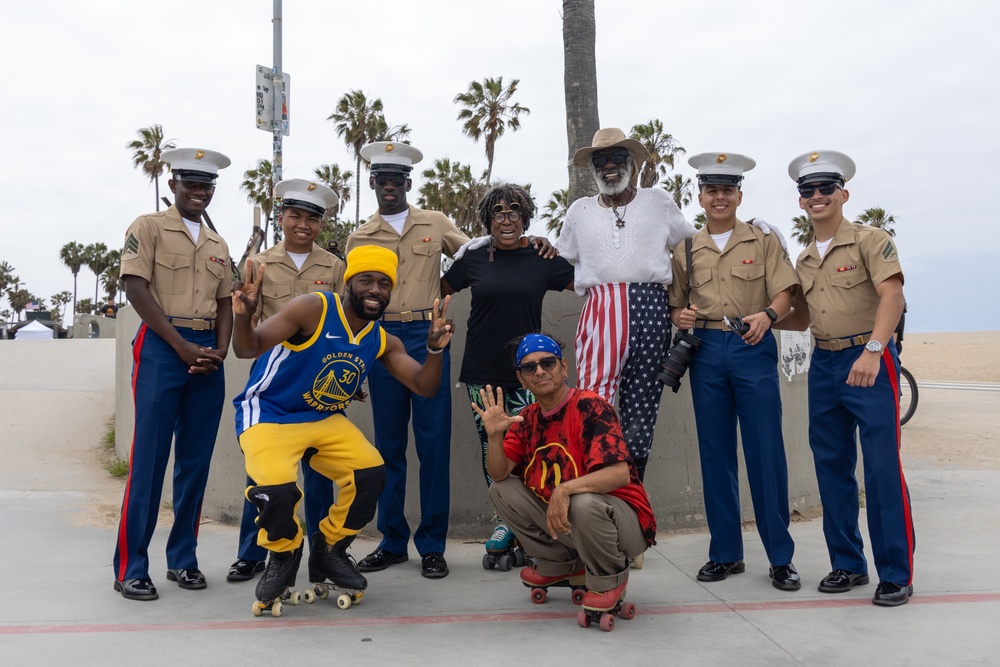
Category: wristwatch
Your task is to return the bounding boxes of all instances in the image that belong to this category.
[865,339,884,354]
[763,308,778,323]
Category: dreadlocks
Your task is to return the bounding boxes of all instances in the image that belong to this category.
[476,183,536,233]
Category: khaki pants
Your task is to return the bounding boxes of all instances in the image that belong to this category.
[489,477,646,591]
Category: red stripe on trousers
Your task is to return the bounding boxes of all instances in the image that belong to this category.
[116,323,147,581]
[884,348,915,584]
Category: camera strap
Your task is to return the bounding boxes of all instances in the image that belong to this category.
[685,236,693,310]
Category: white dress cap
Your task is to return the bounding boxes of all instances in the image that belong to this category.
[360,141,423,172]
[688,152,756,185]
[275,178,339,216]
[787,150,856,184]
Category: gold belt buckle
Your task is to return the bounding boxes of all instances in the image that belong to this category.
[192,319,209,331]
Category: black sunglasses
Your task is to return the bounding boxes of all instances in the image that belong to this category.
[517,355,560,375]
[374,173,407,188]
[591,151,630,169]
[797,182,841,198]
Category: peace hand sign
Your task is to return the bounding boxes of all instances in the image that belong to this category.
[426,295,454,352]
[231,259,264,317]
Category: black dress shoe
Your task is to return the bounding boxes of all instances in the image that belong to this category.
[697,560,745,582]
[227,559,265,582]
[769,564,802,591]
[166,568,207,589]
[357,547,408,572]
[114,578,159,601]
[872,581,913,607]
[421,552,449,579]
[818,569,870,593]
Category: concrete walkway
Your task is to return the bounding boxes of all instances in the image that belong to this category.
[2,340,999,665]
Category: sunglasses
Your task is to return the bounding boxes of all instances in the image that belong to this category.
[374,173,407,188]
[517,355,560,375]
[797,182,841,198]
[591,151,630,169]
[177,180,216,191]
[491,202,521,224]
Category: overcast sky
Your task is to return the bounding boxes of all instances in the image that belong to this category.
[2,0,997,332]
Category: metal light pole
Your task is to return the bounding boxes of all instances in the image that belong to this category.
[271,0,283,243]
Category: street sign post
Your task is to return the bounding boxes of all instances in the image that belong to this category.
[255,64,290,136]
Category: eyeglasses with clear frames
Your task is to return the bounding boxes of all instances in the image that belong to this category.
[491,202,521,224]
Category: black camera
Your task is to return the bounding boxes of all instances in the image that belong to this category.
[724,315,751,336]
[656,329,702,393]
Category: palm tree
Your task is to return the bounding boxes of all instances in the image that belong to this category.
[126,124,176,211]
[102,249,121,301]
[0,261,17,319]
[542,189,570,235]
[7,288,37,322]
[241,160,278,245]
[630,120,686,189]
[791,215,814,247]
[693,212,707,230]
[84,242,111,305]
[563,0,600,205]
[59,241,86,318]
[662,174,694,209]
[313,163,354,213]
[416,158,486,235]
[50,291,72,323]
[857,206,897,237]
[328,90,387,226]
[454,77,530,185]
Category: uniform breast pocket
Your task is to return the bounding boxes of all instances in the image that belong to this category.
[829,268,871,315]
[730,264,766,312]
[264,283,293,300]
[205,258,225,283]
[411,242,442,282]
[153,254,192,295]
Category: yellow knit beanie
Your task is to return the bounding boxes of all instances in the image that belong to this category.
[344,245,398,288]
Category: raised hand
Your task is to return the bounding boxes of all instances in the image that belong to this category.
[426,295,455,352]
[471,385,523,437]
[231,259,264,317]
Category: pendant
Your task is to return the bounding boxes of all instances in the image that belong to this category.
[615,218,625,229]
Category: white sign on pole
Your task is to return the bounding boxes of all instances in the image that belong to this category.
[255,64,290,136]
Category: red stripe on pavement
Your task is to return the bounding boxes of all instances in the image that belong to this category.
[4,592,999,636]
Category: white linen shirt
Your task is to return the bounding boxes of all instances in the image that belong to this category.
[555,187,696,296]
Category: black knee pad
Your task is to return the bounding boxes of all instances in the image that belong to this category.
[246,483,303,542]
[344,465,386,530]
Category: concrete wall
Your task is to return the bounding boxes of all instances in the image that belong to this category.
[115,292,819,538]
[73,314,117,340]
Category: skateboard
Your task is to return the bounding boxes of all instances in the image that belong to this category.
[251,586,302,617]
[303,581,364,610]
[577,593,636,632]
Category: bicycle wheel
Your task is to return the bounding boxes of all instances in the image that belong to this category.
[899,366,918,426]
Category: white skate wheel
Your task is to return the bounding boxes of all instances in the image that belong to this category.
[252,601,264,617]
[303,589,316,604]
[337,594,352,610]
[271,600,283,617]
[288,590,301,606]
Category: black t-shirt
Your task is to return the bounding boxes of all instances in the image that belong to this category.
[443,245,574,386]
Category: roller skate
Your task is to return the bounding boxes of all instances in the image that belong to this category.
[251,546,303,617]
[577,578,636,632]
[303,533,367,610]
[482,524,529,572]
[520,565,587,604]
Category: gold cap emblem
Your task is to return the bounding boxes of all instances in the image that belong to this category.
[716,154,727,163]
[194,150,205,160]
[307,182,317,191]
[385,143,395,152]
[809,152,820,163]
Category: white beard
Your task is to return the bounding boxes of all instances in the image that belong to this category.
[590,158,633,197]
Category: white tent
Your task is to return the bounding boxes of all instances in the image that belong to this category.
[15,320,54,340]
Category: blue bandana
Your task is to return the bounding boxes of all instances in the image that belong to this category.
[515,334,562,367]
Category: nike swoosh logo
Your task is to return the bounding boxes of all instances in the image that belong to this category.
[325,333,342,339]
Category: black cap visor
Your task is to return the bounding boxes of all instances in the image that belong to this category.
[173,170,218,184]
[281,198,326,217]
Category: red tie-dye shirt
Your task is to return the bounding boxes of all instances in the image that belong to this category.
[502,388,657,545]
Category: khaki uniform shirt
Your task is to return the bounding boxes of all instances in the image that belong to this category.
[794,218,904,340]
[120,205,232,320]
[669,222,798,319]
[245,242,346,321]
[347,204,469,312]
